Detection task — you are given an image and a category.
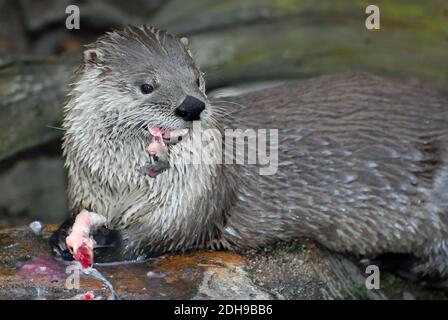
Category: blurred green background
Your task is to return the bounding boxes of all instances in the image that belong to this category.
[0,0,447,227]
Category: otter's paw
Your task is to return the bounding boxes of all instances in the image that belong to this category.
[49,217,75,262]
[50,218,121,264]
[91,226,122,263]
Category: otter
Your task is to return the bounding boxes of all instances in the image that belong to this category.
[50,25,448,281]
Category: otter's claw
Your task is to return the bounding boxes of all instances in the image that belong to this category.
[49,217,76,262]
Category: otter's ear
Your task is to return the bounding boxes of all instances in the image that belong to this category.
[83,48,104,67]
[180,37,189,47]
[180,37,194,58]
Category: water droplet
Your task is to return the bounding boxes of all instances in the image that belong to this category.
[343,174,357,184]
[29,221,43,236]
[366,161,378,169]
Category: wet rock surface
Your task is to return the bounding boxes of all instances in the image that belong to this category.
[0,224,271,300]
[0,225,447,300]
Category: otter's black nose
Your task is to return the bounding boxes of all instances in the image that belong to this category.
[175,95,205,121]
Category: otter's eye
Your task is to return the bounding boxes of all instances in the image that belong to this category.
[140,83,154,94]
[196,78,201,88]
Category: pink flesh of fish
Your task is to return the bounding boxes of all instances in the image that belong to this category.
[66,210,106,268]
[141,126,188,178]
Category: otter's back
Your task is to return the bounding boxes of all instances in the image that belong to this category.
[218,73,448,254]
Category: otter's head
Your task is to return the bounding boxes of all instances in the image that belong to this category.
[72,25,210,143]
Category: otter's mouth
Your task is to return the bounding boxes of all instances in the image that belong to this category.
[140,126,189,178]
[158,128,189,145]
